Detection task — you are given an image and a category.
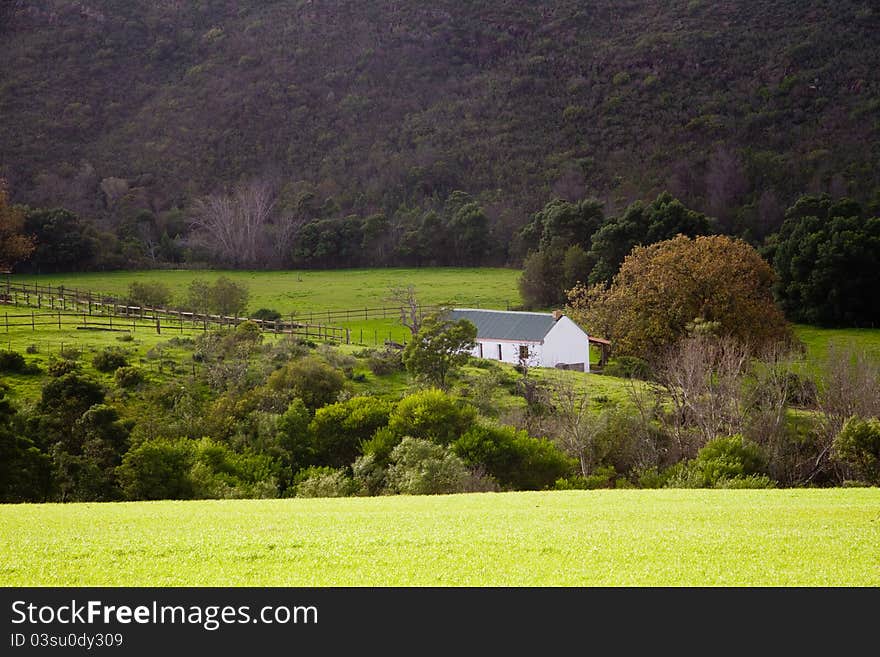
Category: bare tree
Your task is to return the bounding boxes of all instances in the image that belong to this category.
[654,335,750,459]
[812,342,880,482]
[386,284,425,335]
[188,179,275,267]
[548,373,609,477]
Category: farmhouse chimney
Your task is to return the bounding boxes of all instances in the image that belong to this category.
[552,309,563,321]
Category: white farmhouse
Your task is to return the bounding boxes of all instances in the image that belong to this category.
[448,308,593,372]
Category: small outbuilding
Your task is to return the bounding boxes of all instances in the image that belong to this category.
[448,308,593,372]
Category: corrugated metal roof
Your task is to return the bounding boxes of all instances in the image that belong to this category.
[448,309,558,342]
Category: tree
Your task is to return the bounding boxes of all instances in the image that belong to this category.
[307,396,392,468]
[186,277,250,316]
[765,195,880,326]
[188,179,275,267]
[0,388,51,502]
[23,207,97,272]
[588,192,712,285]
[568,235,791,361]
[386,284,425,335]
[387,388,477,446]
[0,178,35,272]
[403,313,477,388]
[833,417,880,485]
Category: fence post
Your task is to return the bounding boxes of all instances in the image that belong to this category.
[58,311,61,330]
[32,311,35,331]
[346,328,350,344]
[4,313,7,333]
[156,317,161,335]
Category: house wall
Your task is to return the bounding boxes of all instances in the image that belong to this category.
[541,316,591,372]
[469,340,542,367]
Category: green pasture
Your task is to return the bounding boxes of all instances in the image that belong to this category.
[1,489,878,586]
[794,324,880,368]
[8,268,523,314]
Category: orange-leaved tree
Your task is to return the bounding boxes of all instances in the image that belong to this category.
[567,234,792,362]
[0,178,35,272]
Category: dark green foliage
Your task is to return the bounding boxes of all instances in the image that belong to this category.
[588,192,713,285]
[38,373,105,428]
[385,437,472,495]
[833,416,880,485]
[127,280,172,308]
[453,423,574,490]
[0,389,52,502]
[117,437,195,500]
[267,357,346,411]
[554,466,618,490]
[7,2,877,271]
[46,358,80,377]
[765,195,880,326]
[387,388,478,446]
[92,347,129,373]
[293,466,360,498]
[360,427,403,466]
[667,434,773,488]
[307,396,392,468]
[251,308,282,322]
[403,314,477,388]
[114,366,145,389]
[367,347,405,375]
[0,350,40,374]
[22,208,97,273]
[601,356,652,380]
[118,437,281,500]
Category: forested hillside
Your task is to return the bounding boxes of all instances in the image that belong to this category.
[1,0,879,266]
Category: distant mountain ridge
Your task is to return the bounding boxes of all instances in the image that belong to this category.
[1,0,878,259]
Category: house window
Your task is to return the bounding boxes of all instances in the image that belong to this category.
[519,345,529,361]
[497,344,503,360]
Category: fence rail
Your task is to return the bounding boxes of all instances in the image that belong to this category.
[1,280,351,343]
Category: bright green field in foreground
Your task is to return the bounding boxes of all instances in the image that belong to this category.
[2,489,878,586]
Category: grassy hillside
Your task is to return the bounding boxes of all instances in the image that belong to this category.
[2,0,878,245]
[2,490,878,586]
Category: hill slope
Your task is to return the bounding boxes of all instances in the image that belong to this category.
[2,0,878,254]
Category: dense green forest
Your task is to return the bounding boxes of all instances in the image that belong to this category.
[2,0,879,269]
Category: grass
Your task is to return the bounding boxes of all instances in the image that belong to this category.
[8,268,523,314]
[794,324,880,369]
[1,489,878,586]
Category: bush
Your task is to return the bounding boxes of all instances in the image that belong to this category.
[267,357,346,410]
[833,416,880,485]
[128,280,172,308]
[47,358,80,377]
[293,466,359,498]
[0,350,39,374]
[114,366,145,389]
[453,422,574,490]
[251,308,282,322]
[385,437,471,495]
[602,356,652,380]
[352,454,386,496]
[92,347,129,373]
[554,466,617,490]
[25,344,38,354]
[117,437,196,500]
[367,347,405,375]
[307,396,392,468]
[666,435,772,488]
[387,388,477,446]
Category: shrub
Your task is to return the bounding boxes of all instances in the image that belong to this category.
[307,396,392,468]
[352,454,386,496]
[385,437,471,495]
[361,426,402,466]
[293,466,359,498]
[554,466,617,490]
[114,366,145,389]
[127,280,172,308]
[47,358,80,377]
[117,437,196,500]
[115,333,134,342]
[25,344,38,354]
[833,416,880,485]
[93,347,129,373]
[602,356,652,380]
[251,308,282,322]
[666,434,772,488]
[0,350,39,374]
[387,388,477,445]
[367,347,405,375]
[453,423,574,490]
[267,357,346,410]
